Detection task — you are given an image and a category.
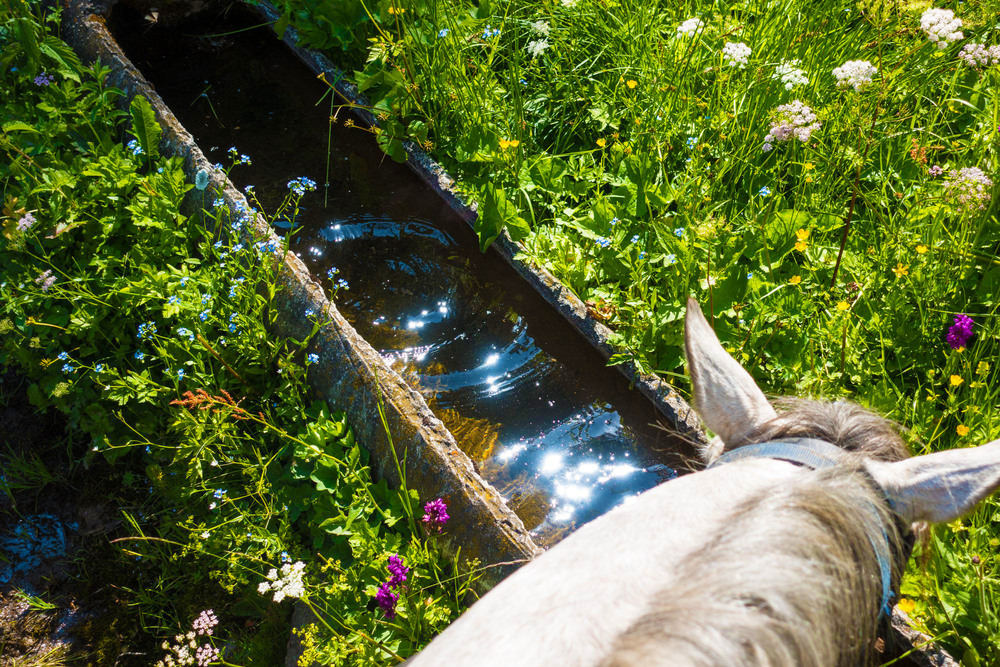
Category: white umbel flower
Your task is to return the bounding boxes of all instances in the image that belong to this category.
[958,42,1000,68]
[677,17,703,38]
[762,100,821,151]
[257,561,307,602]
[722,42,751,68]
[832,59,877,90]
[531,20,550,36]
[526,39,550,57]
[920,8,963,49]
[773,60,808,90]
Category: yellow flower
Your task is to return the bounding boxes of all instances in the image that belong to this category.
[626,79,638,89]
[499,139,520,150]
[789,275,802,285]
[795,228,810,241]
[976,361,990,376]
[597,138,607,148]
[892,262,908,278]
[387,5,406,14]
[803,162,815,171]
[916,244,928,254]
[836,301,850,311]
[804,175,814,183]
[794,240,808,252]
[634,118,642,125]
[955,346,965,353]
[950,375,964,386]
[957,424,970,436]
[897,598,916,614]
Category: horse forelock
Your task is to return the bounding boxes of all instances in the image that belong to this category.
[603,398,910,667]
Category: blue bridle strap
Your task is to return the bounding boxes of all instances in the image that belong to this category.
[707,438,895,619]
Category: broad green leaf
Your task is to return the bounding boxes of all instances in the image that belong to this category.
[129,95,162,160]
[40,38,83,83]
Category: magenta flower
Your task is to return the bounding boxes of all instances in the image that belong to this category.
[386,555,409,588]
[947,314,974,349]
[375,582,399,619]
[421,498,450,532]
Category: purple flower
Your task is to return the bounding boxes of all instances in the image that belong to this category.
[34,72,54,86]
[386,555,409,588]
[17,213,35,232]
[928,165,944,177]
[947,314,974,349]
[421,498,450,532]
[374,582,398,619]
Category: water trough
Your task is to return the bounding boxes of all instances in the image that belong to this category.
[59,2,953,664]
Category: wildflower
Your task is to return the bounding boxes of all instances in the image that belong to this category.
[499,139,521,149]
[287,177,317,196]
[665,253,676,265]
[58,351,69,361]
[240,154,251,165]
[134,351,145,360]
[928,165,944,177]
[375,581,399,619]
[208,502,217,510]
[958,42,1000,69]
[773,60,809,90]
[957,424,970,436]
[789,275,802,285]
[176,369,185,380]
[832,60,877,91]
[950,375,964,386]
[631,234,640,244]
[722,42,751,68]
[944,167,993,212]
[137,321,158,339]
[560,0,578,7]
[947,313,974,349]
[199,309,210,322]
[764,100,821,146]
[307,353,319,364]
[387,555,410,587]
[897,598,916,614]
[258,561,307,602]
[677,17,703,38]
[421,498,450,532]
[597,138,607,148]
[34,269,56,291]
[626,79,638,89]
[438,28,449,38]
[976,361,989,376]
[639,251,647,260]
[95,364,105,372]
[305,308,316,318]
[526,39,549,57]
[531,20,550,36]
[213,489,226,499]
[192,610,218,636]
[62,363,74,373]
[126,139,144,156]
[892,263,909,278]
[327,266,340,279]
[34,72,55,86]
[16,213,35,231]
[481,25,501,39]
[177,327,196,342]
[916,244,928,254]
[595,236,612,249]
[836,301,850,311]
[758,186,771,197]
[686,137,697,149]
[920,8,963,49]
[674,227,684,238]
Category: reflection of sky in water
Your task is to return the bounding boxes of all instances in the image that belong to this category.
[312,216,675,535]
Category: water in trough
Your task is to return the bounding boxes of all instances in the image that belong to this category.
[110,6,688,544]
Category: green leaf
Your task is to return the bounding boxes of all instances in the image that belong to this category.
[40,38,83,83]
[273,8,292,39]
[2,121,37,134]
[129,95,162,160]
[476,186,526,251]
[15,19,41,72]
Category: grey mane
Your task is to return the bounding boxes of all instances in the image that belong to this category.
[600,400,910,667]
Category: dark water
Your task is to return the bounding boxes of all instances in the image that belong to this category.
[110,6,686,543]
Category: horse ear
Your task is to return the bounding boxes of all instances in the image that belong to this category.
[865,439,1000,524]
[685,298,776,448]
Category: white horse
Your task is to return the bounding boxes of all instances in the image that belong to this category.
[410,298,999,666]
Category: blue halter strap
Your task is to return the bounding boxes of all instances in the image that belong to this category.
[708,438,895,619]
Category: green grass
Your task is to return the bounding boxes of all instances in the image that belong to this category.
[274,0,1000,661]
